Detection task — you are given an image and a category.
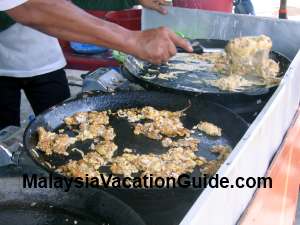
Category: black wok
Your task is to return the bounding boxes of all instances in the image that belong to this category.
[0,167,146,225]
[123,39,291,97]
[121,39,291,123]
[23,91,248,225]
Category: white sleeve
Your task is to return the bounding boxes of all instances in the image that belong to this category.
[0,0,28,11]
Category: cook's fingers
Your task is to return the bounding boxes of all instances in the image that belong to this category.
[170,32,193,52]
[168,42,177,57]
[157,0,170,6]
[150,1,168,14]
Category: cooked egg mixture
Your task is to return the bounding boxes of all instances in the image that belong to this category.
[154,35,280,91]
[196,121,222,137]
[203,35,280,91]
[36,107,230,186]
[226,35,278,79]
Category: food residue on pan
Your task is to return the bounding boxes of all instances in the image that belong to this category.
[191,52,228,74]
[157,72,178,80]
[56,151,106,179]
[36,107,231,187]
[111,143,207,179]
[64,111,115,142]
[141,73,157,80]
[206,75,254,92]
[201,145,231,175]
[117,108,144,122]
[195,121,222,137]
[37,127,76,156]
[119,106,190,140]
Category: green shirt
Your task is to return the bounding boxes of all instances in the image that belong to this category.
[0,12,15,31]
[0,0,139,31]
[72,0,139,11]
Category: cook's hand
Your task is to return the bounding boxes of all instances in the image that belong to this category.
[129,27,193,64]
[138,0,169,14]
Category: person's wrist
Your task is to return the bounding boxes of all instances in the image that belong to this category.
[121,30,141,56]
[94,21,139,56]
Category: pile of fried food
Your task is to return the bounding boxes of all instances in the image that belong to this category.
[193,35,280,91]
[36,107,230,187]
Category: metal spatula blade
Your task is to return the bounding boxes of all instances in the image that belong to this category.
[0,145,13,166]
[177,39,224,54]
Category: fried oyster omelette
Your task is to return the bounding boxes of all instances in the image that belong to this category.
[36,107,229,187]
[201,35,280,91]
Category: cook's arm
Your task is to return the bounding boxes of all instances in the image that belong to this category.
[6,0,191,64]
[6,0,136,54]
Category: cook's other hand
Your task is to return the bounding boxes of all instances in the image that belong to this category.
[139,0,169,14]
[129,27,193,64]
